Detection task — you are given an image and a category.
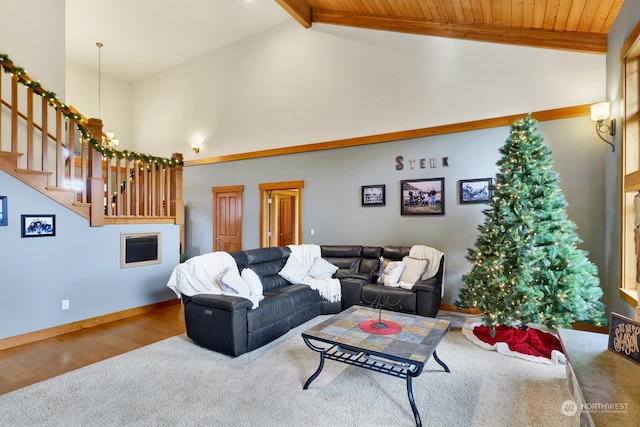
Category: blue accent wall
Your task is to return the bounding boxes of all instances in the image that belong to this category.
[0,170,180,339]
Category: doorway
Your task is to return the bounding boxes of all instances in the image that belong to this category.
[259,181,303,248]
[212,185,243,251]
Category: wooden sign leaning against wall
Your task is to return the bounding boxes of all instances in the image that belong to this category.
[608,313,640,367]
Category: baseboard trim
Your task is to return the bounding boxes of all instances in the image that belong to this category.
[1,300,607,351]
[439,303,482,315]
[439,304,610,333]
[569,321,609,334]
[0,299,180,351]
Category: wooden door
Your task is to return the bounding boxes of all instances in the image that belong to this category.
[212,185,243,252]
[276,192,295,246]
[260,182,303,248]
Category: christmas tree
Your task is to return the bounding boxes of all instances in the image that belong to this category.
[455,114,606,333]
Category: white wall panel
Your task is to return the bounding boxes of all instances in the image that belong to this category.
[129,21,605,161]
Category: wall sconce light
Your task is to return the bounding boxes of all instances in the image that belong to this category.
[190,141,201,153]
[590,102,616,151]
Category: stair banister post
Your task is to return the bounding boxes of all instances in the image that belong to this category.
[87,118,105,227]
[170,153,184,253]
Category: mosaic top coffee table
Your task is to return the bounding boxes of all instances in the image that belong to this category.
[301,306,451,427]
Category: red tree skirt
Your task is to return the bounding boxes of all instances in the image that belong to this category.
[472,324,563,360]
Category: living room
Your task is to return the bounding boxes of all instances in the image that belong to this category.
[2,0,637,345]
[1,0,639,425]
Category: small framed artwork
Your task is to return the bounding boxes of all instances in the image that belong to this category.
[401,178,445,216]
[21,214,56,237]
[0,196,6,226]
[459,178,493,204]
[361,184,386,207]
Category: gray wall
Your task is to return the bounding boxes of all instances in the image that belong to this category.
[603,1,640,319]
[184,115,605,307]
[0,170,180,339]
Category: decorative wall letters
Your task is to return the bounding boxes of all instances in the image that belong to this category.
[395,155,449,171]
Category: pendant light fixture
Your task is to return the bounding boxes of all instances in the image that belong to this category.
[96,42,118,147]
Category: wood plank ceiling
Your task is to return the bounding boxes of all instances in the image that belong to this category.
[275,0,624,54]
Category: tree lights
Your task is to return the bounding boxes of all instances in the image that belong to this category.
[455,115,606,334]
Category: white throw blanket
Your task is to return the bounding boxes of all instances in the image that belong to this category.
[300,277,341,303]
[288,244,342,303]
[288,244,320,267]
[409,245,445,296]
[166,251,261,308]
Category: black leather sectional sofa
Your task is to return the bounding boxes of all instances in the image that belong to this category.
[181,245,444,356]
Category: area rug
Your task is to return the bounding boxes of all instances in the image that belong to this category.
[0,316,578,427]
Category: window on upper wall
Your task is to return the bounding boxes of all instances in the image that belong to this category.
[621,21,640,307]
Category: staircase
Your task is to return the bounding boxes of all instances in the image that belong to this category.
[0,53,185,247]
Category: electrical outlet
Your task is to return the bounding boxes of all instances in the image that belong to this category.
[62,299,69,310]
[310,229,315,236]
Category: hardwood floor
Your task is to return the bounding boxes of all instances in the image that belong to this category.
[0,302,185,396]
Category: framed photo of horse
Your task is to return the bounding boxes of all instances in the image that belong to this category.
[400,178,444,216]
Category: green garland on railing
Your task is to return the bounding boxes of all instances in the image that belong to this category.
[0,53,183,167]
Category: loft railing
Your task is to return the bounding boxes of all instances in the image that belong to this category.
[0,53,184,244]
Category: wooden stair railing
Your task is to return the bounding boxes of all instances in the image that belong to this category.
[0,53,184,249]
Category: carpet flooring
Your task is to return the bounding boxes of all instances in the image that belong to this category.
[0,315,579,427]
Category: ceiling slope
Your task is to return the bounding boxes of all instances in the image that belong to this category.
[275,0,624,54]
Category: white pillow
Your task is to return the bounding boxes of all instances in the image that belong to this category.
[400,256,428,284]
[217,268,251,297]
[308,257,339,279]
[241,268,264,298]
[278,255,309,285]
[381,261,405,286]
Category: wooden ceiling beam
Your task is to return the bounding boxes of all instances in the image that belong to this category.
[274,0,312,28]
[311,9,607,54]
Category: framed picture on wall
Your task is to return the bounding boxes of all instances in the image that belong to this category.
[459,178,492,204]
[361,184,385,206]
[0,196,6,226]
[400,178,445,216]
[21,214,56,237]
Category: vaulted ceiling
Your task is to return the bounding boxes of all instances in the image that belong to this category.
[275,0,624,54]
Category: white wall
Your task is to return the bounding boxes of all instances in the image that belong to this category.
[129,21,605,161]
[65,62,133,147]
[0,0,65,96]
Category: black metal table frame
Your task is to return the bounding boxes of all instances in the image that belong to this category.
[302,335,450,427]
